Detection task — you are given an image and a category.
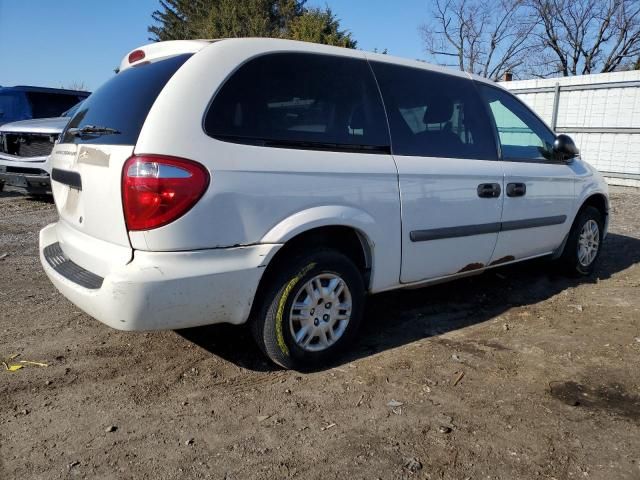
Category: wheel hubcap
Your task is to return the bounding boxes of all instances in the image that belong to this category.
[289,273,352,352]
[577,219,600,267]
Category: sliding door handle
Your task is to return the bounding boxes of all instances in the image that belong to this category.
[506,182,527,197]
[477,183,501,198]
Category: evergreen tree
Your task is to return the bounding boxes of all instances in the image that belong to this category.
[148,0,356,48]
[200,0,298,38]
[148,0,212,41]
[288,7,356,48]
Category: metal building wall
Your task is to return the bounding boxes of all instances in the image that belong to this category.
[502,70,640,186]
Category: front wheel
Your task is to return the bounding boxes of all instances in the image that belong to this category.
[251,249,365,370]
[559,206,604,276]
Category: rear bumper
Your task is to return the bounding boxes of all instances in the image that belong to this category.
[0,155,50,194]
[39,223,281,331]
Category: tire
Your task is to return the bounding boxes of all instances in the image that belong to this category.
[0,180,4,192]
[251,249,365,370]
[559,206,604,276]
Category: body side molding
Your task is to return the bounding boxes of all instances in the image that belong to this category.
[410,215,567,242]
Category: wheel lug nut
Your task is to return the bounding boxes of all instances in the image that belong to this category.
[310,308,315,315]
[323,314,329,321]
[314,318,319,326]
[325,302,332,308]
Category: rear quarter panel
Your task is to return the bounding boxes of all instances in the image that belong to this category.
[133,40,402,292]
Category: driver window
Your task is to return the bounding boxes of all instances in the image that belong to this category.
[479,85,555,162]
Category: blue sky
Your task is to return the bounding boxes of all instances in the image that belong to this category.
[0,0,427,91]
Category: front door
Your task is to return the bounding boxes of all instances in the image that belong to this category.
[478,85,575,263]
[370,61,504,283]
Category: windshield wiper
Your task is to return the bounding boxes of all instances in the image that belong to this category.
[67,125,121,137]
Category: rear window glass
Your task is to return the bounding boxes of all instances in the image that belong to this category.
[62,54,191,145]
[204,53,390,152]
[27,92,86,119]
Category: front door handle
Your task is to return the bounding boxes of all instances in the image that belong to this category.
[477,183,501,198]
[506,182,527,197]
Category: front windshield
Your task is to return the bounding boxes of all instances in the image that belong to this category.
[62,100,84,118]
[0,91,31,123]
[26,91,84,118]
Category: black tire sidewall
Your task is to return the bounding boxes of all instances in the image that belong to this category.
[562,206,604,275]
[253,249,365,370]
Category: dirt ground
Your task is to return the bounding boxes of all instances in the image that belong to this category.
[0,186,639,480]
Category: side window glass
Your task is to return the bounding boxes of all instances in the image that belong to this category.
[205,53,390,151]
[370,62,497,160]
[479,85,555,161]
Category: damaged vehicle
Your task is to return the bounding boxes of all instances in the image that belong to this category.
[0,103,84,194]
[40,39,609,369]
[0,86,89,194]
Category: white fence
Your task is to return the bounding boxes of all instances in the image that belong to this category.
[502,70,640,187]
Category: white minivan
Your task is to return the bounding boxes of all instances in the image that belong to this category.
[40,39,609,369]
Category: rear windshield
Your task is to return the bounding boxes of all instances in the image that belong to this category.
[62,54,191,145]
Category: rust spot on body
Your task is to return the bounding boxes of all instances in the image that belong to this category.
[489,255,515,266]
[458,262,484,273]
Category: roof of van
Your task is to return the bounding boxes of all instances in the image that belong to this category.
[120,38,499,87]
[0,85,90,96]
[119,40,215,72]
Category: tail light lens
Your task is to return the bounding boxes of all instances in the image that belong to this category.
[128,49,146,64]
[122,155,209,231]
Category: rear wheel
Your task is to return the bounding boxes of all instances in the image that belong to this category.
[251,249,365,370]
[559,206,604,275]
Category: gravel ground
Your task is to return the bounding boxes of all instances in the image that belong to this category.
[1,186,639,480]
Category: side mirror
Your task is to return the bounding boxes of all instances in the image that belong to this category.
[553,134,579,162]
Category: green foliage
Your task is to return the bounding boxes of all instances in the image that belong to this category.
[198,0,302,38]
[288,7,356,48]
[148,0,212,41]
[148,0,356,48]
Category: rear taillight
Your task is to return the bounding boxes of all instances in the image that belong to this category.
[128,49,145,63]
[122,155,209,231]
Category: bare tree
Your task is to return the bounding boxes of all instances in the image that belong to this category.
[421,0,534,80]
[62,81,88,92]
[528,0,640,76]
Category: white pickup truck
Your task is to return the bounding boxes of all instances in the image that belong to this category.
[0,101,84,195]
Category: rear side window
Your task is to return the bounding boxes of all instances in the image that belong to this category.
[27,92,85,119]
[370,62,497,160]
[204,53,390,153]
[62,54,191,145]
